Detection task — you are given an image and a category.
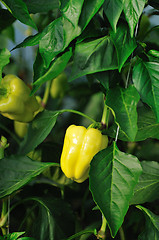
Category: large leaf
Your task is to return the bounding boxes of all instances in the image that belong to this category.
[106,105,159,141]
[0,9,15,32]
[110,22,137,71]
[130,161,159,205]
[2,0,37,29]
[70,36,118,81]
[24,0,59,14]
[32,48,72,94]
[18,110,60,155]
[0,48,10,82]
[0,155,58,199]
[133,60,159,122]
[39,0,84,67]
[31,197,75,240]
[105,85,140,141]
[89,142,142,237]
[123,0,146,37]
[103,0,123,32]
[39,0,104,67]
[137,205,159,240]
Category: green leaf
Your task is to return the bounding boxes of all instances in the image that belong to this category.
[2,0,37,29]
[70,36,118,81]
[0,9,15,32]
[39,1,82,67]
[32,48,72,94]
[0,155,58,199]
[39,0,104,67]
[123,0,146,37]
[105,85,140,141]
[18,110,60,155]
[89,142,142,237]
[136,205,159,240]
[12,33,42,51]
[78,0,105,30]
[24,0,59,14]
[30,197,75,240]
[106,105,159,141]
[133,60,159,122]
[130,161,159,205]
[103,0,123,32]
[110,22,137,71]
[0,48,10,82]
[61,0,85,27]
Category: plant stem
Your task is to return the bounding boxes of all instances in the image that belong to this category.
[60,109,96,124]
[119,227,125,240]
[101,100,109,129]
[97,215,107,239]
[42,80,52,107]
[0,137,10,235]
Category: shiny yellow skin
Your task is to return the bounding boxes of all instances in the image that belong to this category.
[50,72,68,99]
[14,121,28,138]
[0,75,40,122]
[60,125,108,183]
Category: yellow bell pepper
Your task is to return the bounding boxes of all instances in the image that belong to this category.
[60,125,108,183]
[0,75,40,122]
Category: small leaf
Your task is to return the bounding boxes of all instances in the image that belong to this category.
[105,85,140,141]
[133,60,159,122]
[110,22,137,71]
[130,161,159,205]
[78,0,105,30]
[103,0,124,32]
[0,156,58,199]
[136,205,159,240]
[0,48,10,82]
[12,33,42,51]
[2,0,37,29]
[89,142,142,237]
[18,110,60,155]
[123,0,146,37]
[70,36,118,81]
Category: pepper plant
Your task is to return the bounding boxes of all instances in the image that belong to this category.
[0,0,159,239]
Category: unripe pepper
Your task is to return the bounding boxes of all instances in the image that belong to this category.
[14,121,28,138]
[0,75,40,122]
[60,125,108,183]
[50,72,68,99]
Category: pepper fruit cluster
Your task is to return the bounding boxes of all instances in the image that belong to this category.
[0,74,40,122]
[60,125,108,183]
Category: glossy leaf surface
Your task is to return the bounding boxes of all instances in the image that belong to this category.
[130,161,159,205]
[105,85,140,141]
[137,205,159,240]
[89,142,142,237]
[133,60,159,122]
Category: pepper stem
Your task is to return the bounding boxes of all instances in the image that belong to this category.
[97,215,107,239]
[101,98,109,129]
